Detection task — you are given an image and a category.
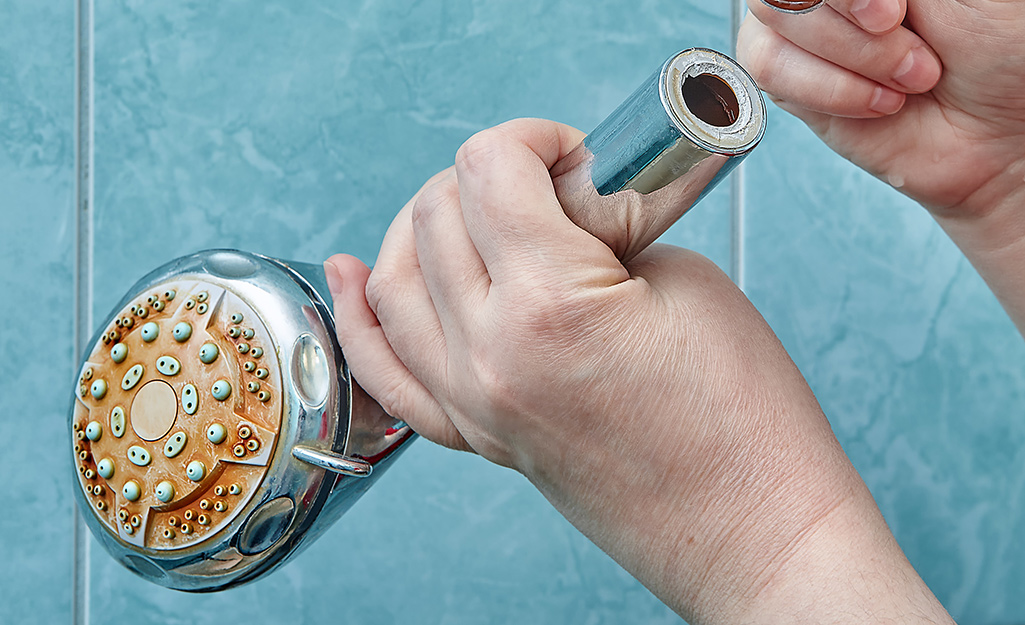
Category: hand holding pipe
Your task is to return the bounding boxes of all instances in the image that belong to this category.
[69,48,765,592]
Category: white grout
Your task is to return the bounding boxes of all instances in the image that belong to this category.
[73,0,94,623]
[730,0,747,292]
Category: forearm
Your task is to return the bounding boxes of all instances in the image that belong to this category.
[744,494,956,625]
[524,387,954,624]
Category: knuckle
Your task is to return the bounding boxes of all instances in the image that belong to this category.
[363,267,397,315]
[411,177,457,226]
[738,23,784,92]
[373,375,408,420]
[455,128,507,176]
[749,46,781,93]
[825,74,846,107]
[466,348,520,415]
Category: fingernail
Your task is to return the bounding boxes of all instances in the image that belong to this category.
[323,260,344,298]
[869,86,904,115]
[893,47,939,92]
[850,0,900,34]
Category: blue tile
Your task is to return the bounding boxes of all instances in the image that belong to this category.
[88,443,682,624]
[88,0,732,621]
[90,0,735,321]
[0,1,75,623]
[745,102,1025,623]
[20,0,1023,620]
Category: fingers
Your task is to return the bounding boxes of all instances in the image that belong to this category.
[324,254,473,453]
[452,119,620,284]
[410,171,490,342]
[366,173,449,388]
[749,2,941,95]
[361,168,465,426]
[757,0,905,34]
[824,0,905,35]
[742,0,943,119]
[739,15,907,117]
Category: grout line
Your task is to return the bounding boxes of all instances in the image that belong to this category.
[731,161,747,292]
[73,0,94,623]
[729,0,747,292]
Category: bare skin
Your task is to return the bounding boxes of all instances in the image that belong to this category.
[323,0,1024,620]
[739,0,1025,330]
[325,120,950,623]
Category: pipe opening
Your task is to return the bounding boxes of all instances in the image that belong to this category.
[682,73,739,128]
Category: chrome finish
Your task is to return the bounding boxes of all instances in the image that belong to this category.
[292,446,373,477]
[70,250,414,592]
[759,0,824,13]
[552,48,766,262]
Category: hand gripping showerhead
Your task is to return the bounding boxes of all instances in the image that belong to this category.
[69,48,766,592]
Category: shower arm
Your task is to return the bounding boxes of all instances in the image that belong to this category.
[551,47,765,264]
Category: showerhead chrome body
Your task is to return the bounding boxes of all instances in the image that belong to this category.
[71,251,412,591]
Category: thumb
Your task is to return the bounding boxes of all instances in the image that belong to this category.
[553,147,732,262]
[473,118,733,268]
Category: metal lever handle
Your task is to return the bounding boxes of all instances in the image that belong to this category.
[292,445,373,478]
[551,48,765,263]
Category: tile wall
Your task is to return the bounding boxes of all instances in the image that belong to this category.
[0,2,75,623]
[746,107,1025,622]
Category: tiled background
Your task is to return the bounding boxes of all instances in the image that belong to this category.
[2,0,1023,623]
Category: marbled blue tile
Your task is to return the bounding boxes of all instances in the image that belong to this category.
[0,2,75,622]
[88,444,683,624]
[88,0,734,622]
[744,102,1025,623]
[90,0,736,323]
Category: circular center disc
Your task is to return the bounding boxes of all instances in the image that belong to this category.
[131,380,179,441]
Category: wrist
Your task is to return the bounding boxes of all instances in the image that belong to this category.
[930,160,1025,333]
[523,384,935,623]
[930,155,1025,245]
[737,492,956,625]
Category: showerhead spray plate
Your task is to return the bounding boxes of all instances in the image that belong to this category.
[72,280,283,552]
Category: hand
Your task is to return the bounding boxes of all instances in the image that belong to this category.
[739,0,1025,333]
[325,119,952,623]
[739,0,1025,219]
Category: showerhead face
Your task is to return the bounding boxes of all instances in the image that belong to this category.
[73,279,283,552]
[70,250,413,592]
